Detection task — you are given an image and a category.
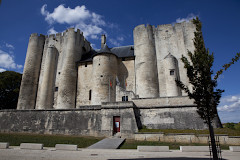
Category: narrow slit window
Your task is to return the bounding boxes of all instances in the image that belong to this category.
[89,90,92,100]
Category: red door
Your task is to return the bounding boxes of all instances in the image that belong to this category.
[113,116,120,133]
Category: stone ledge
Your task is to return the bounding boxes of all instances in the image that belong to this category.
[229,136,240,138]
[135,132,164,134]
[137,146,169,152]
[166,133,195,135]
[0,142,9,149]
[55,144,78,151]
[135,105,197,109]
[20,143,43,150]
[180,146,209,152]
[229,146,240,152]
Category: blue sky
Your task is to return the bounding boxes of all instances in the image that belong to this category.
[0,0,239,123]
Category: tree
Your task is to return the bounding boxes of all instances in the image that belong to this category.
[0,71,22,110]
[176,17,240,160]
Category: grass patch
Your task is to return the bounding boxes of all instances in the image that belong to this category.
[120,139,229,150]
[0,133,103,148]
[139,128,240,136]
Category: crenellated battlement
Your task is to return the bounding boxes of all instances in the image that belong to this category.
[30,33,45,37]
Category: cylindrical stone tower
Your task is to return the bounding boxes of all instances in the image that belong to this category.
[163,53,181,97]
[36,46,58,109]
[133,24,159,98]
[91,44,118,105]
[17,33,45,109]
[56,28,84,109]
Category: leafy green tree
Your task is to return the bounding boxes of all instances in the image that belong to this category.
[176,17,240,160]
[224,123,235,130]
[0,71,22,110]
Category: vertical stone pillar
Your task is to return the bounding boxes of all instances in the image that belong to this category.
[133,24,159,98]
[56,28,83,109]
[36,46,58,109]
[17,33,45,109]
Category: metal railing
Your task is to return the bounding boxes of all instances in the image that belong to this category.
[208,136,222,160]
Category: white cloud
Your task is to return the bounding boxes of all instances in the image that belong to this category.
[47,27,58,35]
[117,36,124,41]
[90,43,96,49]
[0,68,6,72]
[0,49,23,70]
[41,4,106,40]
[218,95,240,112]
[75,23,104,38]
[109,38,121,47]
[90,35,98,40]
[5,43,14,50]
[108,36,124,47]
[176,13,197,23]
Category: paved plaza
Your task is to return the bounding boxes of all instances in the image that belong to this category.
[0,147,239,160]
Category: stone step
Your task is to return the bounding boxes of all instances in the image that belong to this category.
[87,138,125,149]
[55,144,78,151]
[180,146,209,152]
[0,142,9,149]
[20,143,43,150]
[137,146,169,152]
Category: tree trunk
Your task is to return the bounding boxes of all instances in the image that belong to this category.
[208,117,218,160]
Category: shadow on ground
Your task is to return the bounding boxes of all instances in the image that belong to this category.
[108,158,227,160]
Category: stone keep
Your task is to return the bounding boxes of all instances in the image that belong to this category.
[12,20,222,136]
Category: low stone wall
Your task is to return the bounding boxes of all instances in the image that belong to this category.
[134,133,240,145]
[132,97,222,129]
[0,100,222,138]
[0,102,138,138]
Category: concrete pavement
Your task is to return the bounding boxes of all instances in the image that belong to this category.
[88,137,125,149]
[0,146,239,160]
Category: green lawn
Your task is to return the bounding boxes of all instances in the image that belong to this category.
[0,132,230,150]
[120,139,229,150]
[0,133,103,148]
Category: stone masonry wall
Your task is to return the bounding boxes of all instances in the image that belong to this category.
[135,133,240,145]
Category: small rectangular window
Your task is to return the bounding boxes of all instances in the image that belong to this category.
[85,63,87,67]
[122,96,128,101]
[170,70,174,75]
[55,87,58,91]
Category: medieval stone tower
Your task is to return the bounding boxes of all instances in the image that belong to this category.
[3,20,221,137]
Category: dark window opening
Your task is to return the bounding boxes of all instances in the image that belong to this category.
[89,90,92,100]
[82,47,86,52]
[58,72,61,74]
[122,96,128,101]
[85,63,87,67]
[170,70,174,75]
[122,58,125,61]
[100,75,103,77]
[99,63,100,66]
[55,87,58,91]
